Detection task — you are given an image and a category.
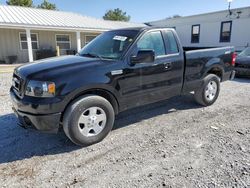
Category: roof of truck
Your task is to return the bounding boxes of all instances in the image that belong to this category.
[110,26,174,32]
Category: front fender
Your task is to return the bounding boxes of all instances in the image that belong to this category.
[60,81,121,115]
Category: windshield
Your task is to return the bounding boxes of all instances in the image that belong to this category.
[239,47,250,57]
[79,30,139,60]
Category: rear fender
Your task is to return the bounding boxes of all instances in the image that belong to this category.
[202,58,225,80]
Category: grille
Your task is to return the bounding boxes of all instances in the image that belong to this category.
[12,74,24,97]
[236,63,250,69]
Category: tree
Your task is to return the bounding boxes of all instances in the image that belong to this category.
[6,0,33,7]
[37,0,57,10]
[166,14,182,19]
[172,14,181,18]
[103,8,130,22]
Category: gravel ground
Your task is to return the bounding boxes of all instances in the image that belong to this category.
[0,64,21,73]
[0,73,249,188]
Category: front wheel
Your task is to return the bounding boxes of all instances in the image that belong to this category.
[194,74,220,106]
[63,95,115,146]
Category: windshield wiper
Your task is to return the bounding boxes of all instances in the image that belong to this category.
[80,53,103,60]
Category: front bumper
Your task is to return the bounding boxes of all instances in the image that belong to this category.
[13,107,61,133]
[10,88,62,133]
[230,70,236,80]
[222,70,235,81]
[235,67,250,77]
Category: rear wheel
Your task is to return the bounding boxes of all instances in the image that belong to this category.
[194,74,220,106]
[63,95,115,146]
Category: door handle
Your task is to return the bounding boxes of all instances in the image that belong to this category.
[164,62,172,70]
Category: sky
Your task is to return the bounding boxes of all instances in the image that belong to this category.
[0,0,249,22]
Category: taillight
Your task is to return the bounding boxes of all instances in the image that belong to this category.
[231,52,237,66]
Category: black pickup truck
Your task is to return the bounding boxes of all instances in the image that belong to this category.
[10,27,236,146]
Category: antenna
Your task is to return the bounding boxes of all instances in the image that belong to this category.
[226,0,237,18]
[227,0,233,15]
[236,11,242,19]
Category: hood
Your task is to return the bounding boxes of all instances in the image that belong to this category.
[236,56,250,65]
[15,55,107,79]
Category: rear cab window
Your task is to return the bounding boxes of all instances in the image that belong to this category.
[163,30,179,55]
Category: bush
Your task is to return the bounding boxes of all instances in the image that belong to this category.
[36,49,56,60]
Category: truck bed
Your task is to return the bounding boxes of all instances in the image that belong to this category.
[182,46,235,93]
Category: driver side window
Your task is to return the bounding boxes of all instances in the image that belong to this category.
[137,31,166,57]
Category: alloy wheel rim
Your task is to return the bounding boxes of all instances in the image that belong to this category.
[78,107,107,137]
[205,81,218,101]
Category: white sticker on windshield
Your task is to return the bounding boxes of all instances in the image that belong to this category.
[113,36,127,41]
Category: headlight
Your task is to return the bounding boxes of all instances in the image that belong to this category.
[25,80,56,97]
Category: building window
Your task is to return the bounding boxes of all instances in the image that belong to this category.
[19,33,39,50]
[220,21,232,43]
[56,34,71,50]
[191,25,200,43]
[85,35,97,45]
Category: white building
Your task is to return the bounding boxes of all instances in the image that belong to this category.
[147,6,250,52]
[0,5,144,64]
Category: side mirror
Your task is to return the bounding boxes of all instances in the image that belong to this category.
[130,50,155,64]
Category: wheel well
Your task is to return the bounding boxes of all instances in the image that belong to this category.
[60,89,119,123]
[207,67,223,81]
[83,89,119,114]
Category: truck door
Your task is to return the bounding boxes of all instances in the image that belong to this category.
[120,29,184,110]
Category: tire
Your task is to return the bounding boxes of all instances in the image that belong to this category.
[63,95,115,146]
[194,74,220,106]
